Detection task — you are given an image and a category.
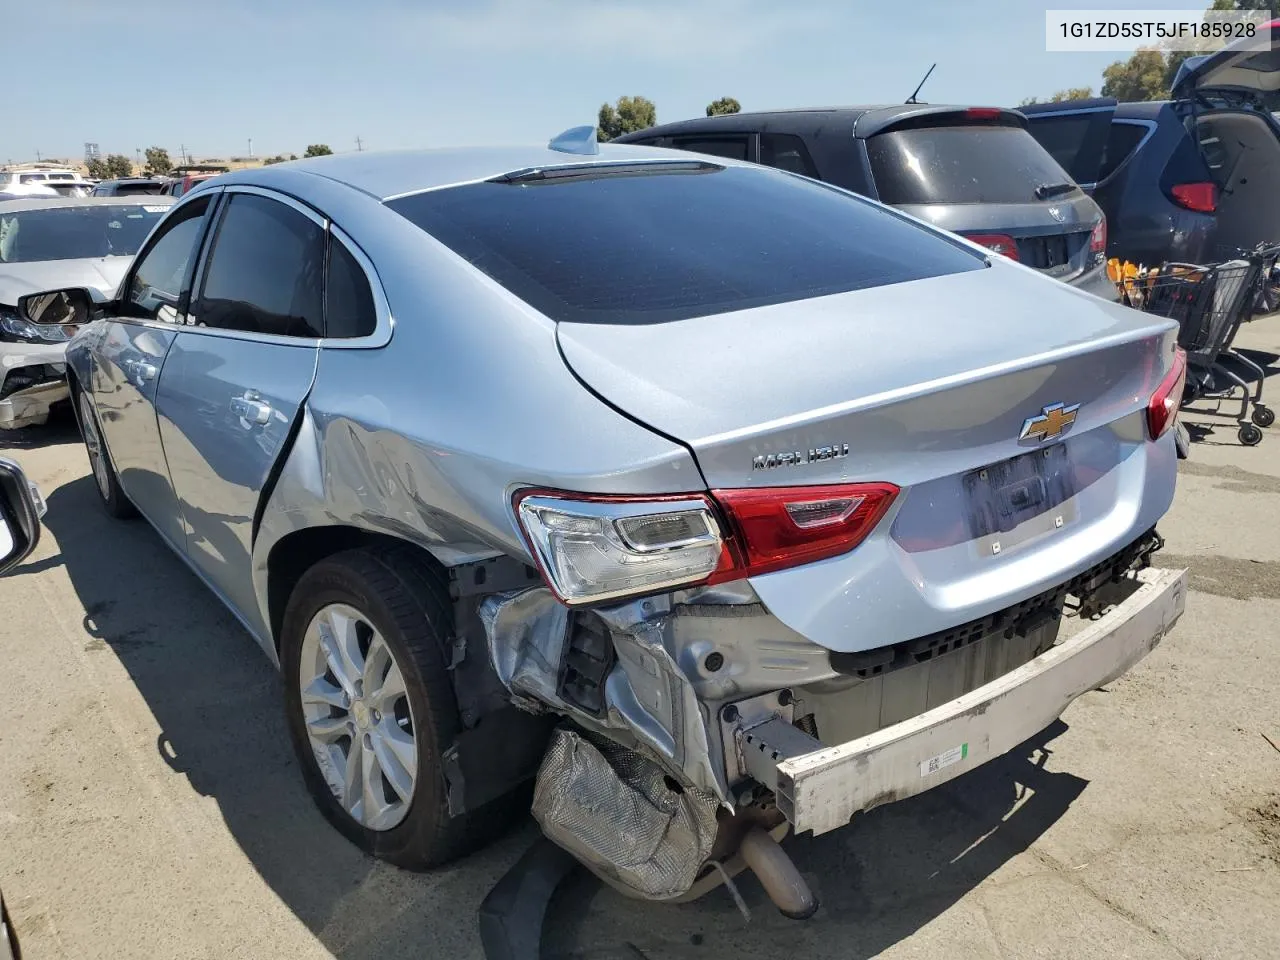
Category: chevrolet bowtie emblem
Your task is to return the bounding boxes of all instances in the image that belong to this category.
[1019,402,1080,443]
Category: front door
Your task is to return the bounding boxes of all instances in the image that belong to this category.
[93,192,219,550]
[155,189,324,633]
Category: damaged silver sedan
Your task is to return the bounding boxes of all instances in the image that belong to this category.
[27,133,1187,918]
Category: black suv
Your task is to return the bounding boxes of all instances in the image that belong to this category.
[1019,24,1280,266]
[614,104,1115,299]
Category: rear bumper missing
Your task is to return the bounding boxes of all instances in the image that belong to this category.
[753,566,1186,837]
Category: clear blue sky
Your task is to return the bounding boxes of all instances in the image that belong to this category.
[5,0,1190,163]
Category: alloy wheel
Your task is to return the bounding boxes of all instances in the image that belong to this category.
[298,603,418,831]
[78,392,111,501]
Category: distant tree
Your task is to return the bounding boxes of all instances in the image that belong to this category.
[85,157,109,179]
[143,146,172,177]
[102,154,134,178]
[597,96,657,142]
[304,144,333,158]
[1100,48,1169,101]
[1098,0,1270,102]
[262,155,289,165]
[1019,87,1094,106]
[289,153,298,161]
[706,96,741,116]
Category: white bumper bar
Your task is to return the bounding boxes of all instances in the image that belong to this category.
[772,567,1187,836]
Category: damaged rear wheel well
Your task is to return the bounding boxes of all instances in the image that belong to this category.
[266,526,444,652]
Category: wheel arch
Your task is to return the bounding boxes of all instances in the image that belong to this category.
[264,524,465,655]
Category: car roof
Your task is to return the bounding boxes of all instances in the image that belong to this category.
[614,104,1024,142]
[98,178,161,186]
[214,143,746,201]
[0,195,176,213]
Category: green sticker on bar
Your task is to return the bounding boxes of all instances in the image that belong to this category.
[920,743,969,778]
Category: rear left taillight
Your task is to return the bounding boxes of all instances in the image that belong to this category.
[1090,215,1107,254]
[1148,347,1188,440]
[965,233,1021,261]
[513,482,899,605]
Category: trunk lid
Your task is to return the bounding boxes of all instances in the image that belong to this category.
[895,195,1100,283]
[559,263,1181,652]
[1171,21,1280,105]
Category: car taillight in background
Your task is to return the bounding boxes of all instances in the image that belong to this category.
[1089,215,1107,257]
[1168,181,1217,213]
[965,233,1021,261]
[514,483,899,605]
[1148,347,1188,440]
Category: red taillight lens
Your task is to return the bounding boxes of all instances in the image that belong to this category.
[1169,182,1217,213]
[1148,347,1188,440]
[965,233,1021,261]
[965,107,1002,120]
[711,483,899,577]
[1090,215,1107,254]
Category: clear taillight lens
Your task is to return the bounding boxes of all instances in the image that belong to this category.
[514,492,731,605]
[514,482,900,606]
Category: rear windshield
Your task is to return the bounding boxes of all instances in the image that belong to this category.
[114,182,162,195]
[387,165,983,325]
[868,125,1079,205]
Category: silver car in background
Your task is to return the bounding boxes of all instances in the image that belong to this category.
[22,140,1187,915]
[0,196,173,428]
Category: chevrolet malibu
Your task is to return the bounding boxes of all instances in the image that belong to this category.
[20,135,1188,915]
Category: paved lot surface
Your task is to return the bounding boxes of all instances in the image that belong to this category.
[1,319,1278,960]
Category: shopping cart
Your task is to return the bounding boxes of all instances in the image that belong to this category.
[1130,257,1270,447]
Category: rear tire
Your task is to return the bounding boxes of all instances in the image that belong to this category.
[280,544,521,869]
[74,388,137,520]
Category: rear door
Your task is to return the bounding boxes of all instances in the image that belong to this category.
[154,187,323,633]
[92,191,219,551]
[1017,98,1118,189]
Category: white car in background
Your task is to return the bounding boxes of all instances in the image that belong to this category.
[0,196,174,428]
[0,168,80,189]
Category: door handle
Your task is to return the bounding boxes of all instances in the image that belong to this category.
[122,359,157,386]
[230,390,272,427]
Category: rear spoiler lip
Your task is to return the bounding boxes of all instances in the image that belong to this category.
[853,104,1029,138]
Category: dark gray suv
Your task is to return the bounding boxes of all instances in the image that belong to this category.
[615,104,1115,300]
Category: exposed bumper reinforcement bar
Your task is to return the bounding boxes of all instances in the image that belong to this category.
[744,566,1187,837]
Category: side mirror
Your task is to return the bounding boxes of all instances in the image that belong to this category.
[0,457,45,576]
[16,287,96,328]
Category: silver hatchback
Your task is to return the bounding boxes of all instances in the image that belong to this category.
[22,139,1187,914]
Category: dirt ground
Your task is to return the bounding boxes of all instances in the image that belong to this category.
[1,319,1278,960]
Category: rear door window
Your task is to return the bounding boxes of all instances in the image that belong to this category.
[1096,121,1150,182]
[668,136,751,161]
[193,193,324,337]
[867,125,1079,204]
[387,164,983,326]
[759,133,819,177]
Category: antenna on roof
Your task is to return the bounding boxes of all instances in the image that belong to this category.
[548,125,600,156]
[905,63,937,104]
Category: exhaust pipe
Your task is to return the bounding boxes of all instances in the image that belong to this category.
[739,826,819,920]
